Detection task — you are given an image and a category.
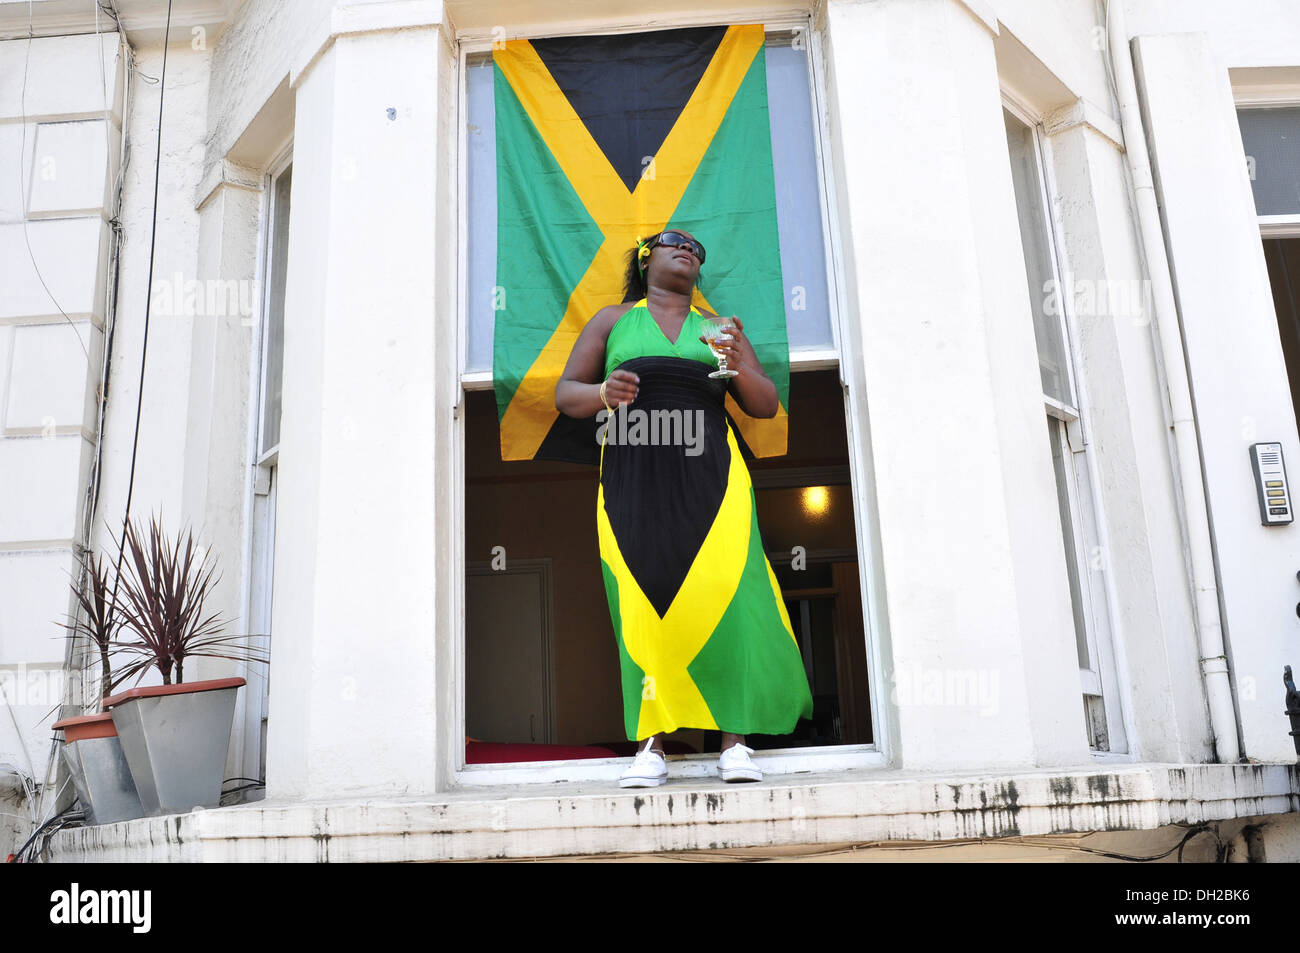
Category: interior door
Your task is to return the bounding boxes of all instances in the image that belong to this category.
[465,560,555,744]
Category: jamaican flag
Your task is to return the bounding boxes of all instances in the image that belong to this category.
[491,23,789,461]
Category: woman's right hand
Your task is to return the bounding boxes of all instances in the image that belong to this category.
[604,369,640,409]
[556,304,636,418]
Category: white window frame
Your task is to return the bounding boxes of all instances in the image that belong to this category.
[232,140,293,790]
[1233,95,1300,238]
[1002,92,1134,759]
[451,12,891,785]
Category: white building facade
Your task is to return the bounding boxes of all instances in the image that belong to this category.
[2,0,1299,861]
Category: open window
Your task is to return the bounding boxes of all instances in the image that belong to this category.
[456,20,880,780]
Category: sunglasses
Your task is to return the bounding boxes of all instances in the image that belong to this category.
[647,230,706,266]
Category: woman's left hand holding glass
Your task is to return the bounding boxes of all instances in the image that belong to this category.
[700,316,748,375]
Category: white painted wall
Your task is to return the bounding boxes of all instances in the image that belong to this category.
[0,29,122,794]
[1134,31,1300,762]
[1124,0,1300,68]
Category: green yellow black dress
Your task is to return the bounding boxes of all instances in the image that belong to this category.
[598,298,814,741]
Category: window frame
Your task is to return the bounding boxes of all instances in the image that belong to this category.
[1001,93,1134,758]
[232,140,293,790]
[451,13,891,786]
[1233,97,1300,236]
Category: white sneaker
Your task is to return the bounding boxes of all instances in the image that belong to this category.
[718,743,762,782]
[619,743,668,788]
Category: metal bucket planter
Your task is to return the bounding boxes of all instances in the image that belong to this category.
[102,677,245,817]
[52,713,145,826]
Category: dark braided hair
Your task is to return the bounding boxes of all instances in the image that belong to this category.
[622,244,648,303]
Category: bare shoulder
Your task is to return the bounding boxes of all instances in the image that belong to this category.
[587,302,637,335]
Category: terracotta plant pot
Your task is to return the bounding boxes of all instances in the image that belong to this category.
[52,712,145,825]
[102,677,245,817]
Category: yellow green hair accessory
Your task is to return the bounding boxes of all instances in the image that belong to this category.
[636,234,653,275]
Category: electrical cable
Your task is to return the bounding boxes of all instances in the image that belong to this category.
[10,805,81,864]
[107,0,174,608]
[223,776,266,786]
[18,0,174,837]
[35,808,83,862]
[23,0,139,835]
[26,0,173,839]
[0,683,38,805]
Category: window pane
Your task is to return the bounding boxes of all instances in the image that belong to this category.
[467,55,496,374]
[766,35,833,353]
[1004,109,1073,406]
[1047,416,1090,670]
[1239,106,1300,217]
[261,164,291,455]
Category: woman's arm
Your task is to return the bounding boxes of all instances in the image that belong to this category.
[555,304,639,418]
[699,316,779,418]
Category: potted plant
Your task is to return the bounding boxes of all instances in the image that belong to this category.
[100,517,267,817]
[51,550,144,825]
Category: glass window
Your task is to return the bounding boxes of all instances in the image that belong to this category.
[1003,106,1125,753]
[1238,105,1300,217]
[260,165,291,455]
[240,157,291,790]
[1005,110,1074,407]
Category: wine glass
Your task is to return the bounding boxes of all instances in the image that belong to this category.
[701,315,739,379]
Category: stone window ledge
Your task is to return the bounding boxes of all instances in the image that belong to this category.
[45,761,1300,862]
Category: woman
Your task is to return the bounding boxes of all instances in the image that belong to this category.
[555,228,814,788]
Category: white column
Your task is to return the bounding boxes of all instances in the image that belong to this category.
[822,0,1091,770]
[1133,32,1300,763]
[266,22,456,799]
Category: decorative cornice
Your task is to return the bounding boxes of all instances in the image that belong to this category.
[0,0,240,43]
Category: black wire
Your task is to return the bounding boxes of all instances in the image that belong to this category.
[11,807,81,863]
[109,0,173,597]
[36,816,75,863]
[222,776,266,788]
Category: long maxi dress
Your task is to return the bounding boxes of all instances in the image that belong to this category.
[597,297,814,742]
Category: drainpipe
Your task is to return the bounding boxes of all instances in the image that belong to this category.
[1105,0,1240,762]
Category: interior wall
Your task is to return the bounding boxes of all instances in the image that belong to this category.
[464,368,860,747]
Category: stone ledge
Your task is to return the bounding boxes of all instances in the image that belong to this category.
[45,761,1300,862]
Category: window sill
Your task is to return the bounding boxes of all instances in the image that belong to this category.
[455,743,884,786]
[43,761,1300,862]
